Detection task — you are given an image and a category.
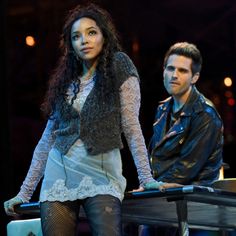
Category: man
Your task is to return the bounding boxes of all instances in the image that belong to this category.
[139,42,224,236]
[149,42,223,186]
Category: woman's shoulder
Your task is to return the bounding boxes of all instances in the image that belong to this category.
[113,51,133,65]
[113,51,130,59]
[112,51,139,78]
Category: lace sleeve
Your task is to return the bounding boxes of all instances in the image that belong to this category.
[17,119,57,202]
[120,76,154,186]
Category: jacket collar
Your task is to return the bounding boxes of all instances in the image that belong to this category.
[159,86,204,117]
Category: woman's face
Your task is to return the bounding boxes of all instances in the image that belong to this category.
[71,17,104,65]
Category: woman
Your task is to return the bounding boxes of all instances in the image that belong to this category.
[4,3,179,236]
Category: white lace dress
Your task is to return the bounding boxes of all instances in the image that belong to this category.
[17,76,154,203]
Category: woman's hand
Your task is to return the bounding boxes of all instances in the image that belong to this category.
[131,181,183,192]
[4,196,23,216]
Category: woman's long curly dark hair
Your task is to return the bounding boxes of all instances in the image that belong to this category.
[41,3,122,118]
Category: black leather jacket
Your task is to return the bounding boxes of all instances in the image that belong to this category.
[149,86,223,186]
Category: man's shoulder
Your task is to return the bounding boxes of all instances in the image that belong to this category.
[194,94,223,123]
[199,94,219,113]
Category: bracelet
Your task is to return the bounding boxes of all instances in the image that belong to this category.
[144,181,165,190]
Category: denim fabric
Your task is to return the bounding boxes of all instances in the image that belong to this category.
[84,194,122,236]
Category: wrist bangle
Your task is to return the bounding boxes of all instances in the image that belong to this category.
[144,181,165,189]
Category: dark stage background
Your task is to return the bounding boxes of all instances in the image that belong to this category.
[1,0,236,235]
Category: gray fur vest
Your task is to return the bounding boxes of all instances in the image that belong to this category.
[52,52,139,155]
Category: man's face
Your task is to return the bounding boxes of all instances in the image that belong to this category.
[163,54,198,99]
